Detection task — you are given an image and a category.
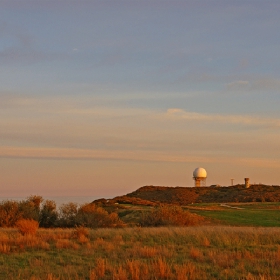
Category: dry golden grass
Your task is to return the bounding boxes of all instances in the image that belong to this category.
[0,242,11,253]
[15,234,50,250]
[73,226,89,239]
[94,257,106,278]
[200,236,211,247]
[139,245,158,257]
[189,246,204,261]
[126,259,140,280]
[55,238,79,250]
[153,257,172,279]
[116,266,130,280]
[174,263,196,280]
[1,226,280,279]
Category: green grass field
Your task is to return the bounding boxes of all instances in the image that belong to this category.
[196,209,280,226]
[187,202,280,227]
[117,202,280,227]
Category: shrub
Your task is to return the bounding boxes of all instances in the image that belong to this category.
[16,219,39,235]
[75,203,125,228]
[140,205,204,227]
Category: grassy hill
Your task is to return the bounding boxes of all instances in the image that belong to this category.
[102,184,280,206]
[91,184,280,227]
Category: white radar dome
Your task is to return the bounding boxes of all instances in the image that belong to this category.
[193,167,207,178]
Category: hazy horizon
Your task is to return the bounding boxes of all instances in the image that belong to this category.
[1,1,280,198]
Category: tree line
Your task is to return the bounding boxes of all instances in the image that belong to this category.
[0,195,124,228]
[0,195,205,228]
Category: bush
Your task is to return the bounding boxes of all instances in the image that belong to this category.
[15,219,39,235]
[140,205,204,227]
[75,203,125,228]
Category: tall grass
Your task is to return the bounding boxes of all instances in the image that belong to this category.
[1,226,280,279]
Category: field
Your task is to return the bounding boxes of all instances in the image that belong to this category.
[1,201,280,279]
[1,225,280,280]
[116,202,280,227]
[185,202,280,227]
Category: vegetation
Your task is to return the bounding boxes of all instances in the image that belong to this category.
[0,195,208,229]
[15,219,39,235]
[1,226,280,279]
[1,188,280,279]
[1,191,280,229]
[140,205,204,227]
[190,205,280,227]
[74,203,125,228]
[107,185,280,206]
[0,196,124,229]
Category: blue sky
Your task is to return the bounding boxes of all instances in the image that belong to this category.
[1,1,280,198]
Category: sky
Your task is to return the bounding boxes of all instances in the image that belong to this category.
[1,0,280,199]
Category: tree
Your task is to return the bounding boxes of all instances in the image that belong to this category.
[39,200,58,227]
[59,202,78,227]
[0,200,21,227]
[18,195,43,221]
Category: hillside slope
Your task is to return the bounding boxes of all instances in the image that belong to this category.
[101,185,280,206]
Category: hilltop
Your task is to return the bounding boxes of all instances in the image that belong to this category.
[94,184,280,206]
